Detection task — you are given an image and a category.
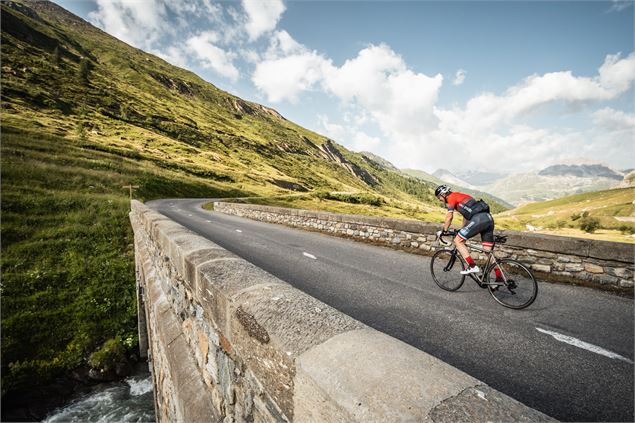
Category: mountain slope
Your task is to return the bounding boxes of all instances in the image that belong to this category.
[1,0,460,409]
[496,187,635,243]
[483,170,621,206]
[538,164,623,180]
[432,168,477,189]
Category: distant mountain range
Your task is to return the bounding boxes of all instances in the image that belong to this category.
[538,164,623,180]
[431,169,477,189]
[401,168,513,210]
[428,163,629,206]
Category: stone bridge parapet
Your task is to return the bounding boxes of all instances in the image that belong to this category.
[131,200,554,422]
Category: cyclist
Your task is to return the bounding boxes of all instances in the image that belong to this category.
[434,185,503,282]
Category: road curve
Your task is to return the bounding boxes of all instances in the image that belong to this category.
[147,198,634,422]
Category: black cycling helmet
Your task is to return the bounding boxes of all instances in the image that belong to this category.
[435,184,452,198]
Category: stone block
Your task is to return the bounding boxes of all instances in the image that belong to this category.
[185,248,236,294]
[531,264,551,273]
[229,284,365,419]
[564,263,584,272]
[429,385,555,423]
[606,267,633,279]
[295,328,479,422]
[584,263,604,274]
[196,258,288,335]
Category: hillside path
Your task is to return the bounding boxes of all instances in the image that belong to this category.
[147,198,634,422]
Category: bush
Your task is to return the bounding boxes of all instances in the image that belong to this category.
[579,216,601,233]
[313,191,384,206]
[88,337,125,372]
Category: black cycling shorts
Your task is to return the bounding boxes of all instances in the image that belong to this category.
[457,212,494,243]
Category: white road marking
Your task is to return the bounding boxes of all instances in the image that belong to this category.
[235,229,242,233]
[206,220,211,223]
[303,252,317,260]
[536,327,633,364]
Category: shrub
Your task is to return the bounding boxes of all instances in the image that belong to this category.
[579,216,601,233]
[88,337,125,372]
[317,192,384,206]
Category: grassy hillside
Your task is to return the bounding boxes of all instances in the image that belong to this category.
[496,187,635,243]
[0,0,454,404]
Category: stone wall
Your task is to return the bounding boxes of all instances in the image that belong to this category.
[213,202,634,292]
[130,200,554,422]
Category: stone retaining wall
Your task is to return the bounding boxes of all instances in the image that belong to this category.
[213,202,634,292]
[130,200,554,422]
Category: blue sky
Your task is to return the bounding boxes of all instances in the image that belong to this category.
[55,0,634,174]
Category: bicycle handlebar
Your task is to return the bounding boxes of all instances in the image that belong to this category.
[436,229,457,246]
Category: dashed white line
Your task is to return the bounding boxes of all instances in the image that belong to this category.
[235,229,242,233]
[303,252,317,260]
[536,327,633,364]
[206,220,211,223]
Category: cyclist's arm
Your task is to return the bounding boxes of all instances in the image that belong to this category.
[442,211,453,232]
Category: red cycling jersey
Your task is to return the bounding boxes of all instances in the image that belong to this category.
[446,192,474,215]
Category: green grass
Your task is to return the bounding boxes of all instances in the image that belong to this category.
[496,187,635,243]
[0,127,249,396]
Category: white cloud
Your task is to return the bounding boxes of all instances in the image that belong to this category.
[253,41,443,139]
[323,44,443,138]
[318,115,381,153]
[453,69,466,86]
[152,45,189,68]
[89,0,170,50]
[352,131,381,152]
[242,0,286,41]
[318,115,347,140]
[252,50,329,102]
[186,31,240,82]
[437,52,635,135]
[607,0,633,13]
[593,108,635,132]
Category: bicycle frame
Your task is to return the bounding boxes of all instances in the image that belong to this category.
[444,243,507,287]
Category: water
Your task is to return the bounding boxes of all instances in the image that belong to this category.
[43,372,155,423]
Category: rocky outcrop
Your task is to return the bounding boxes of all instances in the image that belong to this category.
[318,140,378,186]
[148,72,194,96]
[230,98,285,120]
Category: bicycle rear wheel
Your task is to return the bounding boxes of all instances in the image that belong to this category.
[486,259,537,309]
[430,249,466,291]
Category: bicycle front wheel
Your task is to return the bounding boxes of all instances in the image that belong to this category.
[486,259,538,309]
[430,249,466,291]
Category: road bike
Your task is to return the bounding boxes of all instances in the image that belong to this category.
[430,230,538,309]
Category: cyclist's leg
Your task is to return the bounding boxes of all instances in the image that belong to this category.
[455,220,482,271]
[454,222,474,263]
[479,214,503,282]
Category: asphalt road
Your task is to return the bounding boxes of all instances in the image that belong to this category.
[147,198,634,422]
